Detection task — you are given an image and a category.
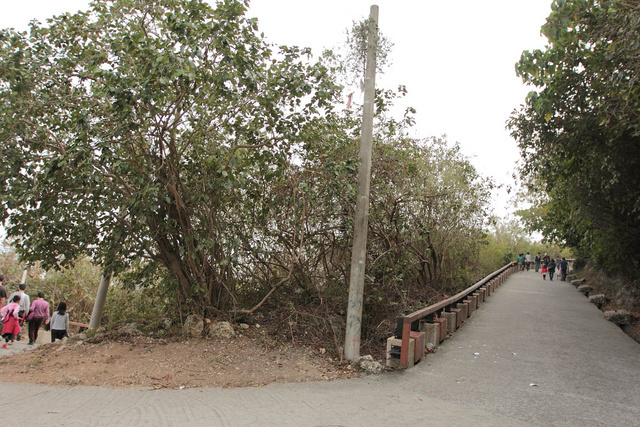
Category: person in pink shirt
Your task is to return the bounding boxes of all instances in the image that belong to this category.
[1,295,22,348]
[27,292,50,345]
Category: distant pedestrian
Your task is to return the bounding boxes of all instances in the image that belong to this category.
[50,302,69,342]
[541,261,548,280]
[0,275,7,309]
[517,254,525,272]
[8,283,30,314]
[525,252,532,271]
[27,292,50,345]
[1,295,22,348]
[534,253,541,272]
[547,259,556,281]
[559,258,568,281]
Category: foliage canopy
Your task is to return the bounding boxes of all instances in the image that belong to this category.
[509,0,640,276]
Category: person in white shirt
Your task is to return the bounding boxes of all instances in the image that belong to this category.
[50,301,69,342]
[8,283,30,314]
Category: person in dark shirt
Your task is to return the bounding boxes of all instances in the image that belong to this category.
[547,259,557,281]
[0,275,7,309]
[559,258,569,281]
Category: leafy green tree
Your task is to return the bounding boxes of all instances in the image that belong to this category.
[0,0,341,318]
[508,0,640,276]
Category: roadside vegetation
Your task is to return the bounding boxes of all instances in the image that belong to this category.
[0,217,566,358]
[4,0,633,361]
[0,0,509,358]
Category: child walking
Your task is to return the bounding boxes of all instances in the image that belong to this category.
[50,301,69,342]
[541,262,548,281]
[1,295,23,348]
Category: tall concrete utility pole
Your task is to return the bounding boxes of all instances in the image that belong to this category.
[89,273,111,329]
[344,5,378,361]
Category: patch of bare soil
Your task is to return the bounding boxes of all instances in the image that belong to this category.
[0,330,361,389]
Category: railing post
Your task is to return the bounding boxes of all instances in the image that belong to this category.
[399,320,411,368]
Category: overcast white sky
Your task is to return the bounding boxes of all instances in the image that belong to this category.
[0,0,552,215]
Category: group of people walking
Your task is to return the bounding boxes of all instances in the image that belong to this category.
[0,275,70,349]
[517,253,569,281]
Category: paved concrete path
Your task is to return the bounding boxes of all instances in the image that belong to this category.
[1,270,639,426]
[0,329,50,356]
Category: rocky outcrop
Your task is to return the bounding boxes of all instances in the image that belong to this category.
[577,285,593,296]
[184,314,204,337]
[352,355,384,374]
[209,321,235,339]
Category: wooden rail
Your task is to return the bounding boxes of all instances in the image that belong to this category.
[69,321,89,330]
[397,263,516,368]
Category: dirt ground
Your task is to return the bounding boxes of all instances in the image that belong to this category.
[0,328,362,389]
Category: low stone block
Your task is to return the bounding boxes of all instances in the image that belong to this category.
[589,294,608,308]
[420,322,440,347]
[473,292,481,307]
[571,278,587,287]
[603,309,633,326]
[443,311,457,333]
[478,288,486,302]
[386,337,415,368]
[464,298,474,315]
[468,295,478,311]
[456,302,468,320]
[434,318,447,342]
[449,307,462,329]
[409,331,426,362]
